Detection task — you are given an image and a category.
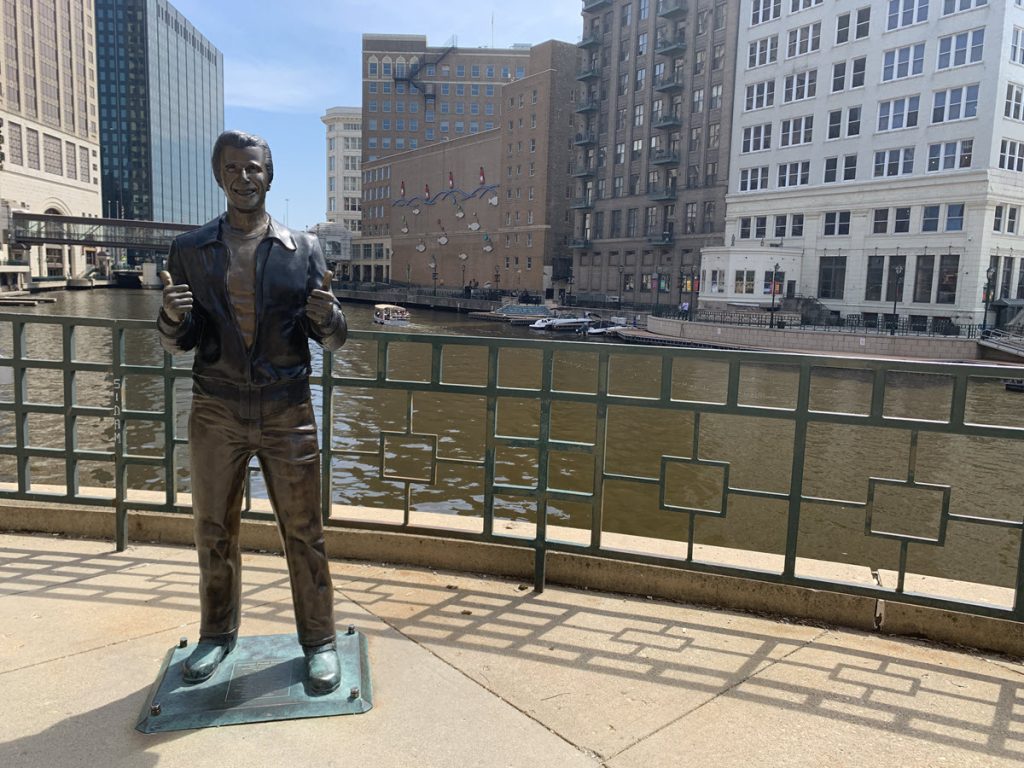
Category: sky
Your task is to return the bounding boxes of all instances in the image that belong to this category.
[170,0,586,232]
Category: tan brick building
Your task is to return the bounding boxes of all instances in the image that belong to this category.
[572,0,740,309]
[362,40,578,297]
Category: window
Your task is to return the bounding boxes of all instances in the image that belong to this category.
[914,254,935,303]
[946,203,965,231]
[887,0,929,30]
[1014,28,1024,66]
[778,161,810,187]
[866,254,885,300]
[819,256,847,299]
[824,211,851,236]
[823,154,856,183]
[894,207,911,233]
[877,96,920,131]
[883,43,925,81]
[1006,83,1024,121]
[837,7,871,43]
[748,36,779,68]
[745,80,776,110]
[942,0,987,13]
[780,115,813,146]
[692,89,704,113]
[937,29,985,69]
[740,167,770,191]
[832,57,866,91]
[999,139,1024,172]
[710,85,723,110]
[873,147,915,177]
[784,70,817,102]
[922,205,941,231]
[791,0,823,9]
[752,0,781,25]
[735,270,756,295]
[933,84,979,123]
[741,123,772,153]
[937,254,959,304]
[873,208,890,234]
[927,139,973,171]
[787,22,821,58]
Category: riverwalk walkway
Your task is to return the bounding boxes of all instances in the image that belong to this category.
[2,532,1022,767]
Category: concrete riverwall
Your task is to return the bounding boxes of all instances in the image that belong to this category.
[647,316,981,360]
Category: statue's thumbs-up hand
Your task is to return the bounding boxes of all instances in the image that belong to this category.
[306,271,337,327]
[159,270,192,324]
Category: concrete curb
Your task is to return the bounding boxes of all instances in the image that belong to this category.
[1,501,1020,657]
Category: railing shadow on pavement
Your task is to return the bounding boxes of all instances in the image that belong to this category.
[1,541,1022,762]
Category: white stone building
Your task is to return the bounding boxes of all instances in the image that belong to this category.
[706,0,1024,331]
[0,0,103,290]
[321,106,363,234]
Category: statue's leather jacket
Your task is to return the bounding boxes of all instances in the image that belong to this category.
[157,215,346,392]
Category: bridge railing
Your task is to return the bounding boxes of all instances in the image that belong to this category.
[2,312,1024,625]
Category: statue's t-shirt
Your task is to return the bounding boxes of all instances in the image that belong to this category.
[222,220,267,350]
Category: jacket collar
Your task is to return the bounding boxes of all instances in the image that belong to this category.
[194,214,297,251]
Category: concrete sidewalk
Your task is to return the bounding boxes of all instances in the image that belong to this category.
[1,532,1022,768]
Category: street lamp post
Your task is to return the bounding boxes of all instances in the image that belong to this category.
[618,264,624,305]
[688,266,698,321]
[428,259,438,295]
[769,262,780,329]
[459,253,468,292]
[890,264,905,335]
[652,271,660,316]
[494,266,501,295]
[982,265,997,333]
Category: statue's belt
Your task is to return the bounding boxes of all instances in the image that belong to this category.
[192,377,311,419]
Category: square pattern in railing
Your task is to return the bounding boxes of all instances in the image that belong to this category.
[2,314,1023,619]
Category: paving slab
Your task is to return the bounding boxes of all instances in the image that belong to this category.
[3,532,1023,768]
[606,630,1024,768]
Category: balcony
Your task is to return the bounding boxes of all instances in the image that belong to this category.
[583,0,613,10]
[652,113,683,130]
[576,66,601,81]
[573,131,597,146]
[571,163,596,178]
[570,197,595,210]
[651,150,680,166]
[647,230,675,245]
[657,0,687,18]
[574,100,600,113]
[655,34,687,56]
[654,74,684,92]
[578,31,602,48]
[570,238,592,248]
[647,186,678,202]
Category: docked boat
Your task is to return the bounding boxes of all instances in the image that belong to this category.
[373,304,410,326]
[529,311,599,331]
[586,317,629,335]
[1003,378,1024,392]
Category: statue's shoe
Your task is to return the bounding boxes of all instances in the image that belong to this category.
[305,644,341,695]
[182,638,236,683]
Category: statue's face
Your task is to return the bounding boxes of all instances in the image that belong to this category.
[218,145,269,214]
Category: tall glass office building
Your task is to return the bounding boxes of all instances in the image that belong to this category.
[96,0,224,225]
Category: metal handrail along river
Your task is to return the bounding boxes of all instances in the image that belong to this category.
[2,308,1024,628]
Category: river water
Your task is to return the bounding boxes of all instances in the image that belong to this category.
[3,289,1022,592]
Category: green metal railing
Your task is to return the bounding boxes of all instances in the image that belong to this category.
[2,312,1024,625]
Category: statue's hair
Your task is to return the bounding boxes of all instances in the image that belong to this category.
[211,130,274,186]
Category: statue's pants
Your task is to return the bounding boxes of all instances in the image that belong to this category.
[188,391,336,648]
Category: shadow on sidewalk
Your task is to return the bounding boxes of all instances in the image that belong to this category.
[2,540,1022,761]
[0,687,184,768]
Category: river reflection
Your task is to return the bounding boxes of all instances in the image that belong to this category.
[2,289,1022,592]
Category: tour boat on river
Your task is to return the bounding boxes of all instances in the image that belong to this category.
[373,304,410,326]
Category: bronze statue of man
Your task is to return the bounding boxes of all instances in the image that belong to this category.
[157,130,347,694]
